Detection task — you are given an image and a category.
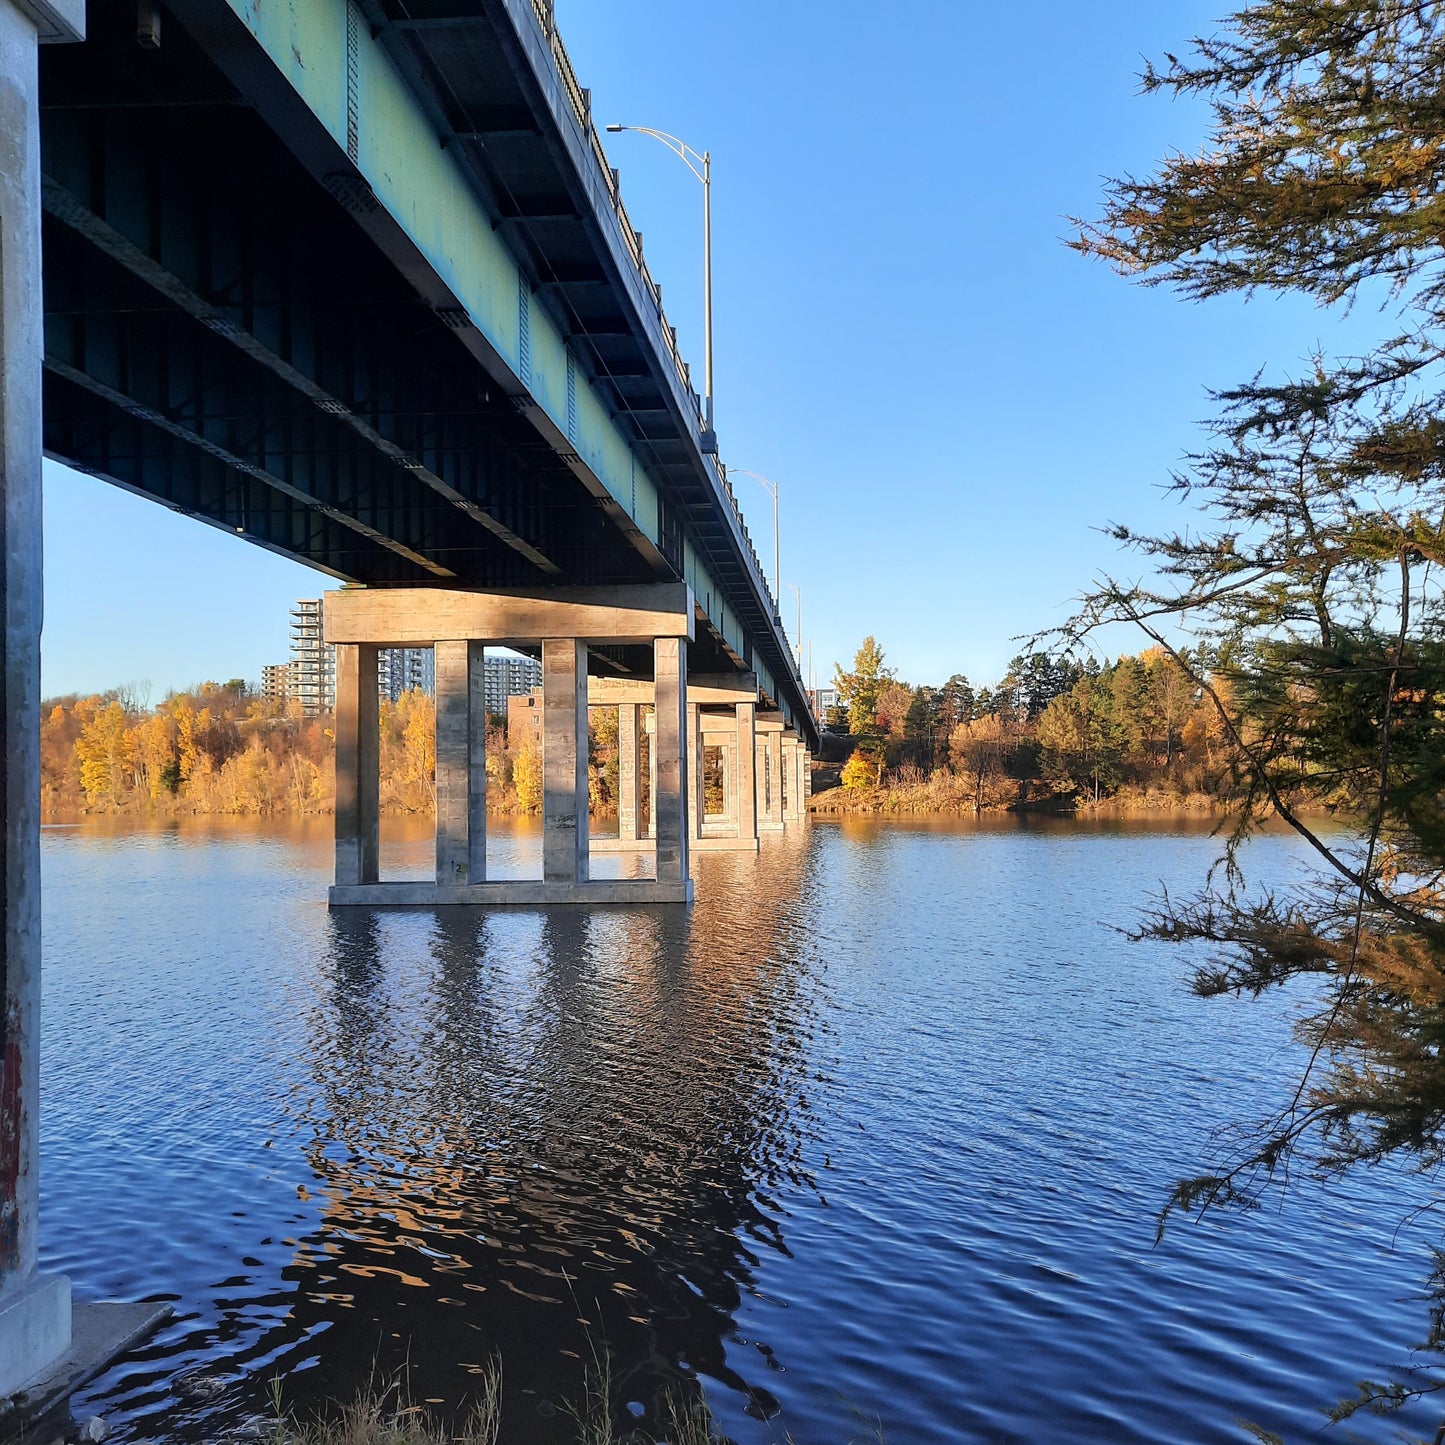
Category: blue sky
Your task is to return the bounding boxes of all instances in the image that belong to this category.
[41,1,1382,698]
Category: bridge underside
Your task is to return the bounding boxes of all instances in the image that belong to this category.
[38,0,751,680]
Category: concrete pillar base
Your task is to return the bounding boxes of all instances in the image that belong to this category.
[0,1273,71,1396]
[588,837,655,853]
[330,879,692,906]
[690,835,761,853]
[0,1298,171,1431]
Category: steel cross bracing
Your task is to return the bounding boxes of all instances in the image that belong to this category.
[37,0,816,740]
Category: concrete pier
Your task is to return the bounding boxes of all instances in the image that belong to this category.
[762,727,785,832]
[782,735,804,823]
[653,637,691,897]
[1,0,74,1396]
[326,585,696,905]
[735,702,758,846]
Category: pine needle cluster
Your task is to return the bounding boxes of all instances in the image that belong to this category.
[1072,0,1445,1421]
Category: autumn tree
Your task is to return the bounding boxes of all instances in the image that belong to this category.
[75,699,130,806]
[833,636,894,755]
[513,742,542,813]
[1073,0,1445,1417]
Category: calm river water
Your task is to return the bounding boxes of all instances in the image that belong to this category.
[39,817,1442,1444]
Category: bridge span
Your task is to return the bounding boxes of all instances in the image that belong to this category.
[1,0,816,1405]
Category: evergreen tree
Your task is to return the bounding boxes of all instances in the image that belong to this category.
[1073,0,1445,1417]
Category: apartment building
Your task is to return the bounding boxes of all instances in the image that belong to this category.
[267,605,538,715]
[378,647,436,704]
[483,652,542,718]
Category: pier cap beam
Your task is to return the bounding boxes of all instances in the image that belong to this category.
[588,673,758,705]
[324,584,695,646]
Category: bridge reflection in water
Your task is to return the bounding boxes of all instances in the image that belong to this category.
[106,827,822,1442]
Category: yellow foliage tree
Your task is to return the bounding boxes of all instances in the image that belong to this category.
[75,700,130,805]
[130,710,175,803]
[512,737,542,813]
[840,749,880,793]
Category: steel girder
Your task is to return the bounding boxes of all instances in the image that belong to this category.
[39,12,656,591]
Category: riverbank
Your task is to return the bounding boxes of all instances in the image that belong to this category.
[807,776,1230,818]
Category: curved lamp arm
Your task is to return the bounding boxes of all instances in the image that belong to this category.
[605,124,706,182]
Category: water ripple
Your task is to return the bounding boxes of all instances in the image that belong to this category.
[37,817,1444,1443]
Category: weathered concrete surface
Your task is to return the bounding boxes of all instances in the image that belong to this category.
[333,644,380,886]
[0,1276,68,1400]
[764,734,784,832]
[324,585,694,645]
[0,1300,170,1434]
[0,0,79,1395]
[782,736,805,823]
[735,702,758,845]
[542,639,588,883]
[652,637,690,894]
[686,704,703,840]
[588,673,759,706]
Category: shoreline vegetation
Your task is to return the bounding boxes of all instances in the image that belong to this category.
[809,639,1256,818]
[42,639,1264,824]
[38,681,573,820]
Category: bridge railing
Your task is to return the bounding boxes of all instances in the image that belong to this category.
[525,0,781,629]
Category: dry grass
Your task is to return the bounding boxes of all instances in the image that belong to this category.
[267,1360,884,1445]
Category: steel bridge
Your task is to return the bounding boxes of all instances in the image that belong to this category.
[39,0,814,731]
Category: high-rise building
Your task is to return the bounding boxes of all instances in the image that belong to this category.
[483,651,542,717]
[289,599,335,714]
[378,647,436,703]
[285,600,440,713]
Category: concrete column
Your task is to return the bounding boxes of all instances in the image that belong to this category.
[335,644,381,885]
[735,702,758,843]
[648,712,658,839]
[781,736,800,822]
[469,643,489,871]
[1,0,82,1395]
[764,734,784,830]
[687,702,703,839]
[618,704,640,842]
[435,640,485,883]
[755,737,770,828]
[542,638,589,883]
[653,638,690,891]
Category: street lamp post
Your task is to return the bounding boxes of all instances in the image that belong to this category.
[605,123,715,452]
[783,581,802,669]
[731,468,780,615]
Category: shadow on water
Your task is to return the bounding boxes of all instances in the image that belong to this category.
[56,826,824,1443]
